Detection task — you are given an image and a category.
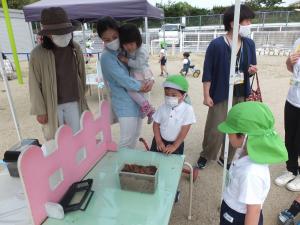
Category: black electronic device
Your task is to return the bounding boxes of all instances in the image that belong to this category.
[59,179,94,213]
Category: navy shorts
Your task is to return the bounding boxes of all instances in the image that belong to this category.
[160,57,167,66]
[220,201,263,225]
[150,137,184,155]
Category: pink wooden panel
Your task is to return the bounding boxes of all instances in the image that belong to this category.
[18,101,117,225]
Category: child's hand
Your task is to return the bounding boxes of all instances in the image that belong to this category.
[36,114,48,124]
[118,54,129,64]
[164,144,177,154]
[156,140,166,152]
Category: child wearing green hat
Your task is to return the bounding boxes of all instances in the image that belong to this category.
[218,101,288,225]
[149,75,196,155]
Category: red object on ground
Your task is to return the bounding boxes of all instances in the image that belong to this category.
[182,167,199,183]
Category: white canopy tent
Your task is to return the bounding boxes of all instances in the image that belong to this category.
[1,0,243,197]
[0,47,22,141]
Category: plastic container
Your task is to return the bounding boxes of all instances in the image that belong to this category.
[119,164,158,194]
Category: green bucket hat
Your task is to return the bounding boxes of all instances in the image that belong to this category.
[163,75,189,92]
[218,101,288,164]
[160,41,167,49]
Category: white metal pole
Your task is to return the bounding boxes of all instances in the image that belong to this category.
[197,32,200,52]
[221,0,241,200]
[163,21,165,43]
[81,23,87,54]
[144,17,150,52]
[0,49,22,141]
[27,22,35,48]
[180,29,183,53]
[150,39,153,55]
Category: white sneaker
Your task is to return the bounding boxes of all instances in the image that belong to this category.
[275,171,296,187]
[287,175,300,192]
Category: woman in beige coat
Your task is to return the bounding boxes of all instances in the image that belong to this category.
[29,7,88,140]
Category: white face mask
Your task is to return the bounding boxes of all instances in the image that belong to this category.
[105,38,120,51]
[239,25,252,38]
[165,96,179,108]
[52,33,72,48]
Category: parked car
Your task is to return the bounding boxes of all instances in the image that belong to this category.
[158,23,185,46]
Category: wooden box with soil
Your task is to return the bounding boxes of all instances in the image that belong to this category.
[119,164,158,194]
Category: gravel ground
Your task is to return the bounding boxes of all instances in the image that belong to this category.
[0,54,298,225]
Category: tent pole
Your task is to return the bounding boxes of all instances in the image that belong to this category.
[144,17,150,52]
[221,0,241,202]
[0,47,22,141]
[81,23,88,54]
[163,20,165,43]
[28,22,36,48]
[179,28,183,53]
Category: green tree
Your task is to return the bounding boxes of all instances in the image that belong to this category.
[211,6,227,14]
[0,0,38,10]
[246,0,284,9]
[156,1,209,17]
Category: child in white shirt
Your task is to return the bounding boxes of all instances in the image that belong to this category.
[150,75,196,155]
[180,52,191,76]
[159,46,168,77]
[218,102,288,225]
[275,38,300,191]
[118,24,155,124]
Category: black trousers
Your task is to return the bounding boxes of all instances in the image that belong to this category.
[285,101,300,175]
[150,137,184,155]
[220,201,263,225]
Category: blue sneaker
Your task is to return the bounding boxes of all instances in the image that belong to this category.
[278,209,295,225]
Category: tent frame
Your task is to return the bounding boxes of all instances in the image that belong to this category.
[221,0,241,200]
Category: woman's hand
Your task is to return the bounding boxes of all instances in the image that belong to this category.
[118,54,128,64]
[203,95,214,107]
[248,64,257,75]
[286,52,300,72]
[290,52,300,66]
[140,80,154,93]
[37,114,48,124]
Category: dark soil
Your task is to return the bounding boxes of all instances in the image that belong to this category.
[121,164,157,175]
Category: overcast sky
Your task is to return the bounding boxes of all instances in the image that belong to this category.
[148,0,299,9]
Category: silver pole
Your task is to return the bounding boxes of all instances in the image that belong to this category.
[179,28,183,52]
[27,22,35,48]
[0,48,22,141]
[163,21,165,43]
[144,17,150,52]
[81,23,87,54]
[221,0,241,201]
